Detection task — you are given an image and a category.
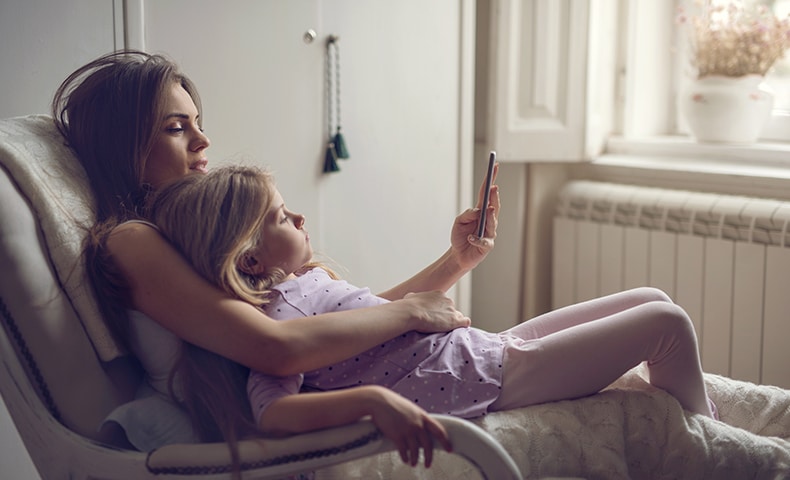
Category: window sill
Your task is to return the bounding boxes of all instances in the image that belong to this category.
[575,135,790,200]
[604,135,790,178]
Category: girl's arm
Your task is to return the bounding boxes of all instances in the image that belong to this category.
[107,222,470,377]
[378,168,500,301]
[259,385,452,468]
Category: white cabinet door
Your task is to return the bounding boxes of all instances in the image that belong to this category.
[318,1,467,294]
[0,0,471,306]
[143,0,324,224]
[143,0,471,297]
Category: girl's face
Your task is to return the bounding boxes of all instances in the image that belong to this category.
[143,83,211,189]
[250,188,313,278]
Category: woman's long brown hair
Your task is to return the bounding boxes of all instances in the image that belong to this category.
[52,52,258,470]
[52,50,203,345]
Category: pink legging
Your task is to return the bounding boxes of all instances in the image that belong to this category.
[489,287,716,419]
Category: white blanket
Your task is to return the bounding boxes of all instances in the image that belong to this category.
[0,115,122,361]
[317,367,790,479]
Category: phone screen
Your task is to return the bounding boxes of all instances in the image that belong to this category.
[477,151,496,238]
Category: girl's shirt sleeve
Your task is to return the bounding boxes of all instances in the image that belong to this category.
[247,371,304,426]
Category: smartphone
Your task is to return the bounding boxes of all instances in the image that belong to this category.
[477,151,496,238]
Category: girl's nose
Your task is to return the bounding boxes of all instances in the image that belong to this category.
[294,214,306,229]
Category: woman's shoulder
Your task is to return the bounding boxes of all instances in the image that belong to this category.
[103,217,237,336]
[104,219,185,280]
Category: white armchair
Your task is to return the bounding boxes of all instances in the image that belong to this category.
[0,115,523,480]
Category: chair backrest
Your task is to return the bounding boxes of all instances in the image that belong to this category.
[0,115,132,442]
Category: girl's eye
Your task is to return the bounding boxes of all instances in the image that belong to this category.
[167,127,184,134]
[280,216,290,224]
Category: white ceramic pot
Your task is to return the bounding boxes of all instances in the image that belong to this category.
[679,74,774,144]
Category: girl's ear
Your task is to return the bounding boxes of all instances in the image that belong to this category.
[238,253,266,275]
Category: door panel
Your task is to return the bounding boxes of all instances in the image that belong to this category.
[144,0,466,295]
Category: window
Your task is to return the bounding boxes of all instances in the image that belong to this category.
[602,0,790,178]
[751,0,790,139]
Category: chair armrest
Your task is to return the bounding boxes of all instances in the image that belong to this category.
[146,414,522,479]
[431,414,522,480]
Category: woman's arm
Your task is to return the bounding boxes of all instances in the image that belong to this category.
[378,167,500,301]
[259,385,452,468]
[107,222,469,377]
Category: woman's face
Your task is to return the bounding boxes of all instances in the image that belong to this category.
[143,83,211,189]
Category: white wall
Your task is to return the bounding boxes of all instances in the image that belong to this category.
[0,0,119,117]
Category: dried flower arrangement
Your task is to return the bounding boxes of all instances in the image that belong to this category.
[677,1,790,78]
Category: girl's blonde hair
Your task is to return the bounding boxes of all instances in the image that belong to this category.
[147,165,335,462]
[150,165,334,303]
[149,165,287,305]
[146,166,282,464]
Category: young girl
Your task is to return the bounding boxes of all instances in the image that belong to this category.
[148,165,718,454]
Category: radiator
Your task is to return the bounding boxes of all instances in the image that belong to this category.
[552,180,790,388]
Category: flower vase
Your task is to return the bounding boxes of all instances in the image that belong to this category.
[679,75,773,144]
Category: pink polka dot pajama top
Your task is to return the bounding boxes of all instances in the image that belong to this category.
[247,268,505,424]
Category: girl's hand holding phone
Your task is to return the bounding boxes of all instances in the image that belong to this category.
[449,151,500,271]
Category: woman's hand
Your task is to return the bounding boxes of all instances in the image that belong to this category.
[400,291,471,333]
[366,386,452,468]
[449,163,500,272]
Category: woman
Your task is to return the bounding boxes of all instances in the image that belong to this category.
[53,50,491,462]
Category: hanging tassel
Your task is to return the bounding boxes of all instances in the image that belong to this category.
[323,35,349,173]
[333,127,350,159]
[323,140,340,173]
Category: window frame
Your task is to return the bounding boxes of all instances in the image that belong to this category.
[598,0,790,180]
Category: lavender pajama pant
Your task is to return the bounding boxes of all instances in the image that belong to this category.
[489,287,716,419]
